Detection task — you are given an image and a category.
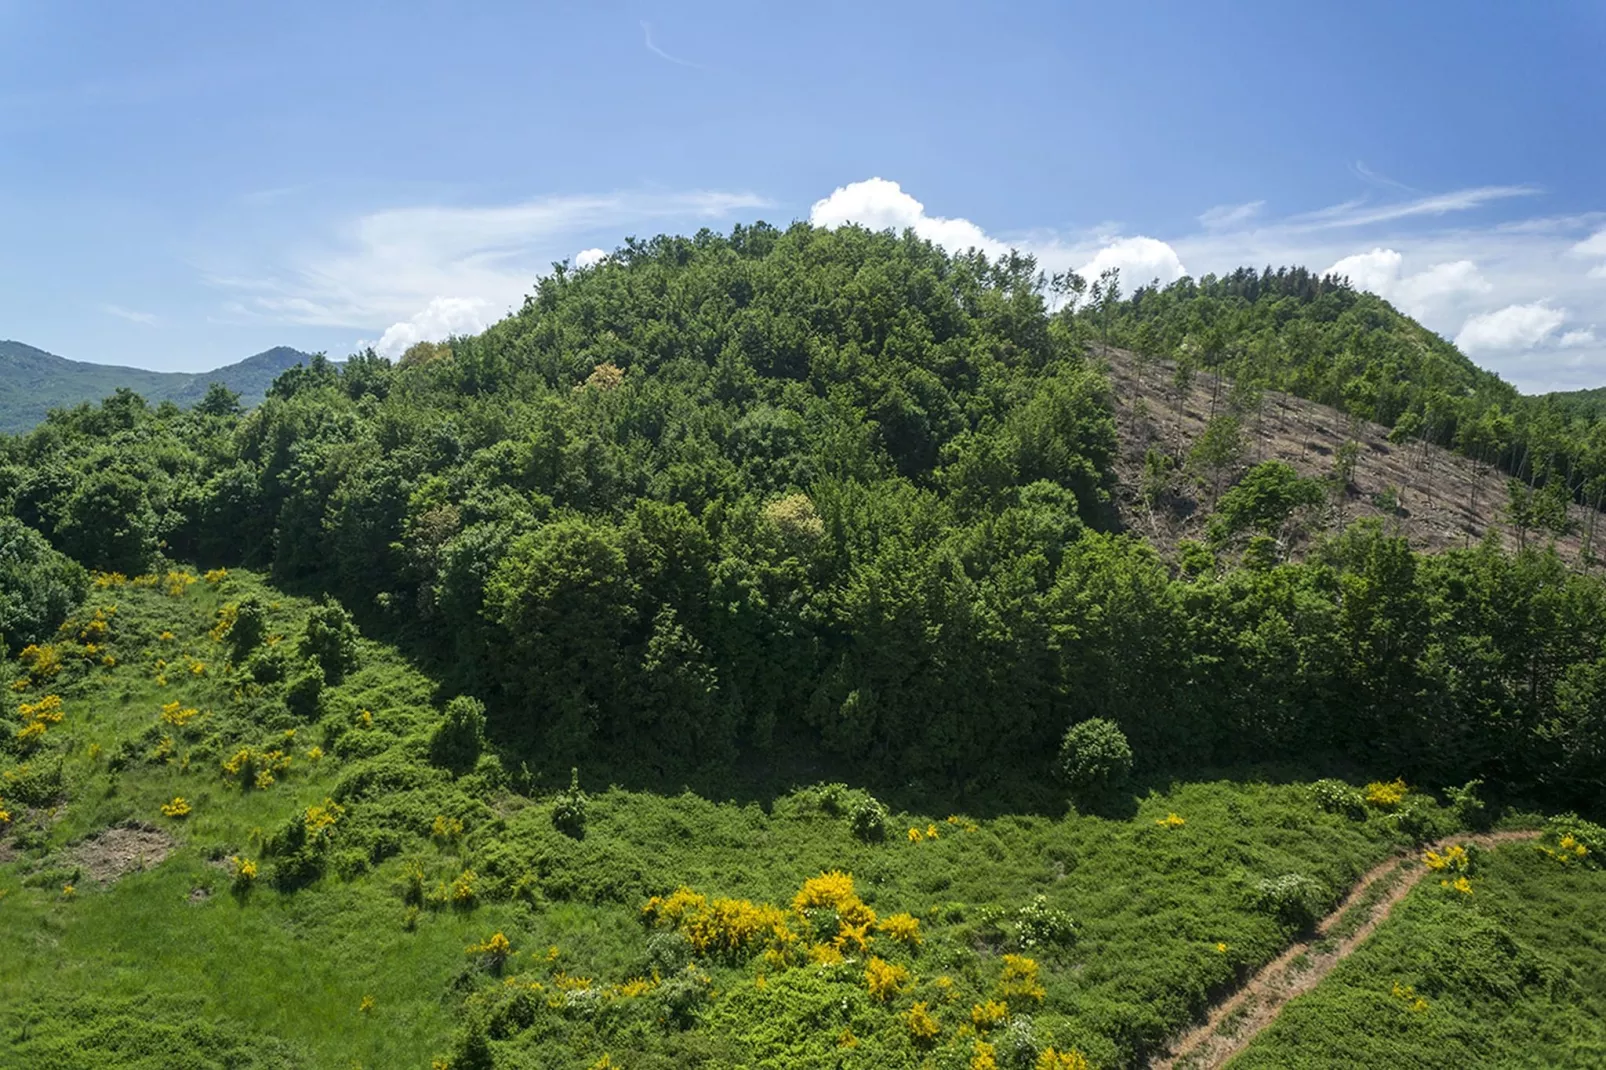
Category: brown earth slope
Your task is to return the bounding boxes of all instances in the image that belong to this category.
[1095,346,1601,566]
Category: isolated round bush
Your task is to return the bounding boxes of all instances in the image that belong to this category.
[1056,717,1133,803]
[430,695,488,772]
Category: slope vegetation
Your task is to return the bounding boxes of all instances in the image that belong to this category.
[0,340,315,432]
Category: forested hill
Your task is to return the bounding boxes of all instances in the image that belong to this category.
[2,224,1604,818]
[1076,266,1606,514]
[0,340,316,432]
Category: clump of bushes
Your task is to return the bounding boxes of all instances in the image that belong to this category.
[1250,873,1327,931]
[1056,718,1132,808]
[1311,779,1367,819]
[297,596,359,684]
[552,768,587,839]
[430,695,487,773]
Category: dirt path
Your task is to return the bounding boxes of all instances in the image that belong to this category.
[1150,830,1541,1070]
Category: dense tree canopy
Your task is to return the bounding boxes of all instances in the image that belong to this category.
[2,225,1604,813]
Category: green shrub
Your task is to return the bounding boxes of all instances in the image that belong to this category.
[1,757,65,807]
[1056,718,1133,806]
[226,596,268,659]
[552,767,587,839]
[0,517,85,657]
[283,659,324,720]
[1445,779,1491,831]
[1311,778,1367,819]
[849,795,889,843]
[429,695,487,773]
[656,964,713,1029]
[1251,872,1326,930]
[297,596,359,684]
[1014,895,1077,951]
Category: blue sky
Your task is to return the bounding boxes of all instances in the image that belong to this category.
[3,1,1604,390]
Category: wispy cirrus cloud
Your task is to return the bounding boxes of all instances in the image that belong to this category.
[212,188,769,357]
[641,22,703,69]
[102,303,159,326]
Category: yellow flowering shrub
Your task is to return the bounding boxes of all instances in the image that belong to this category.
[865,956,910,1001]
[997,954,1046,1006]
[1155,812,1186,828]
[77,609,112,643]
[467,931,513,971]
[92,572,128,588]
[209,603,238,644]
[879,912,921,945]
[431,814,466,843]
[221,747,292,789]
[303,799,344,844]
[808,943,845,966]
[1423,844,1470,873]
[971,1040,1000,1070]
[160,796,192,818]
[359,995,376,1015]
[230,855,258,888]
[793,870,877,946]
[160,701,201,727]
[1391,981,1430,1013]
[683,897,796,959]
[204,568,229,584]
[1036,1049,1091,1070]
[449,868,477,906]
[305,746,323,762]
[971,1000,1008,1031]
[904,1001,940,1045]
[1440,875,1474,895]
[18,644,63,680]
[643,886,709,928]
[611,977,655,998]
[1365,778,1408,810]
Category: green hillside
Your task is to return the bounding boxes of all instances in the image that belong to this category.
[1080,267,1606,513]
[0,340,316,433]
[1232,829,1606,1067]
[2,224,1604,1068]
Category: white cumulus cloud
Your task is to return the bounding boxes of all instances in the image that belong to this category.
[1455,302,1568,355]
[1559,328,1598,349]
[1324,248,1490,319]
[1078,237,1187,292]
[809,177,1005,257]
[809,177,1186,299]
[1571,229,1606,258]
[573,248,608,269]
[364,296,492,359]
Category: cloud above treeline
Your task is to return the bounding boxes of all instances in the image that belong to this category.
[219,177,1606,391]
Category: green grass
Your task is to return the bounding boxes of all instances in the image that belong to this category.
[0,568,1576,1069]
[1229,842,1606,1069]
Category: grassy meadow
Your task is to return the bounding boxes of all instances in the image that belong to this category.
[0,567,1592,1069]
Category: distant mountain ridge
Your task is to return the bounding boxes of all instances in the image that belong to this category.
[0,340,317,433]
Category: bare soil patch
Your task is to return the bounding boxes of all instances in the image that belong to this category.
[1097,346,1600,565]
[1150,830,1541,1069]
[66,823,176,884]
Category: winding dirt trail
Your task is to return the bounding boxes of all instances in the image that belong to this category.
[1150,830,1541,1070]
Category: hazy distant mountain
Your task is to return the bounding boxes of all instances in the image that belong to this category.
[0,340,317,433]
